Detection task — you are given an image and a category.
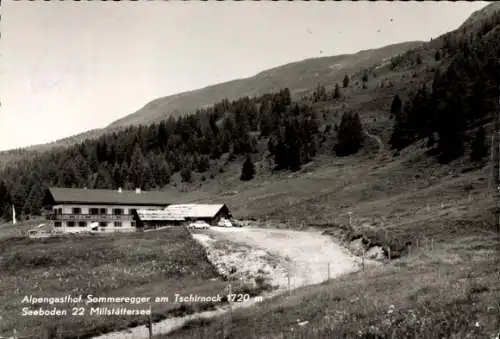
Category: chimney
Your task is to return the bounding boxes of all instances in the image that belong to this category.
[118,188,122,193]
[135,188,141,194]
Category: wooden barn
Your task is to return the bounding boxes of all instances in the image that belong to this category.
[134,204,232,230]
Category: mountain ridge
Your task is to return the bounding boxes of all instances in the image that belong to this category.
[107,41,423,128]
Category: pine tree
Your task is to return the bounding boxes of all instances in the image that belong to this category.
[23,183,43,216]
[142,162,155,190]
[389,107,415,151]
[416,54,423,65]
[240,155,256,181]
[407,85,431,139]
[284,120,303,171]
[343,75,350,88]
[94,167,113,189]
[362,72,369,83]
[334,112,364,156]
[390,95,403,118]
[313,84,327,102]
[333,83,341,99]
[268,134,287,170]
[470,126,488,162]
[434,51,441,61]
[435,79,467,163]
[282,88,292,106]
[129,143,145,188]
[259,100,273,137]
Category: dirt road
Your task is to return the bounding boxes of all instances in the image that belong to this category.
[93,226,366,339]
[194,226,364,290]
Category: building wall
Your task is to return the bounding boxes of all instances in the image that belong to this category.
[53,204,160,215]
[51,204,165,233]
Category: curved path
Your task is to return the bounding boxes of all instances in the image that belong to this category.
[200,226,363,289]
[93,226,369,339]
[364,129,384,161]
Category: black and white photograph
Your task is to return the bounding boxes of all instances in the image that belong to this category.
[1,1,499,338]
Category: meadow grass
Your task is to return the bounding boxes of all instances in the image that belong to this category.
[0,227,269,339]
[160,234,499,339]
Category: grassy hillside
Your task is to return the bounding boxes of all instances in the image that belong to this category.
[151,131,498,339]
[0,227,270,338]
[108,41,422,128]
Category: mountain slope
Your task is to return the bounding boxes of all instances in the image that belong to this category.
[460,1,500,28]
[108,41,423,128]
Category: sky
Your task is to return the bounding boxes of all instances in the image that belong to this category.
[0,1,490,151]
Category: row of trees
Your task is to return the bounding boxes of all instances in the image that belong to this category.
[310,75,349,103]
[389,23,500,163]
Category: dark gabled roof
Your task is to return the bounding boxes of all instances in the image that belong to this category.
[44,187,171,206]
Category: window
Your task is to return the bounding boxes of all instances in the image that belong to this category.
[112,208,123,215]
[67,221,76,227]
[54,222,62,227]
[72,207,81,215]
[78,221,87,227]
[99,208,107,215]
[114,221,122,227]
[89,208,99,215]
[99,222,107,227]
[130,209,137,215]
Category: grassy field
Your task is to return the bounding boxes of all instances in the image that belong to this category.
[162,235,499,338]
[0,227,270,339]
[0,217,46,240]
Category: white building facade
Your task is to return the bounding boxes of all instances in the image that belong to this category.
[44,187,170,234]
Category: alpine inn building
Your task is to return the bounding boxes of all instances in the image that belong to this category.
[43,187,171,233]
[43,187,232,233]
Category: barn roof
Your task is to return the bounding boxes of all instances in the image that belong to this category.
[163,204,229,219]
[136,209,186,221]
[44,187,171,206]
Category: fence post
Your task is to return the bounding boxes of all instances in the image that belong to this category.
[225,283,233,338]
[327,262,331,281]
[148,302,153,339]
[362,249,365,271]
[288,269,291,290]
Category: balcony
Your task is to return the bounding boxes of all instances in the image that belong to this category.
[46,213,134,222]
